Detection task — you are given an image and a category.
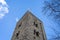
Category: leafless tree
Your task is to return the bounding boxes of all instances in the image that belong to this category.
[43,0,60,40]
[43,0,60,23]
[48,27,60,40]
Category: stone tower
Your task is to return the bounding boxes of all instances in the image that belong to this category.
[11,11,47,40]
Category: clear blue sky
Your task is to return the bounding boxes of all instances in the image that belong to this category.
[0,0,58,40]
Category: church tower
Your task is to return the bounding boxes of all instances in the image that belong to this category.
[11,10,47,40]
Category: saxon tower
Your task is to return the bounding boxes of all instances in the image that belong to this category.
[11,11,47,40]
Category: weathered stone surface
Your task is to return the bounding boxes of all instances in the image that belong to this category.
[11,10,47,40]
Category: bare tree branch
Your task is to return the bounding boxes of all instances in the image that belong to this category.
[43,0,60,40]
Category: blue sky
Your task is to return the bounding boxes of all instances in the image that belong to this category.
[0,0,59,40]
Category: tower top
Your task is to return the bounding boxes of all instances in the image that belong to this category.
[17,10,42,24]
[25,10,33,15]
[11,10,47,40]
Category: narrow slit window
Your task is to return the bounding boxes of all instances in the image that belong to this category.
[19,24,21,27]
[18,22,22,28]
[34,29,36,35]
[35,24,38,27]
[16,31,20,39]
[36,31,39,37]
[34,36,36,39]
[18,24,21,28]
[40,23,41,24]
[34,22,38,27]
[34,22,35,25]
